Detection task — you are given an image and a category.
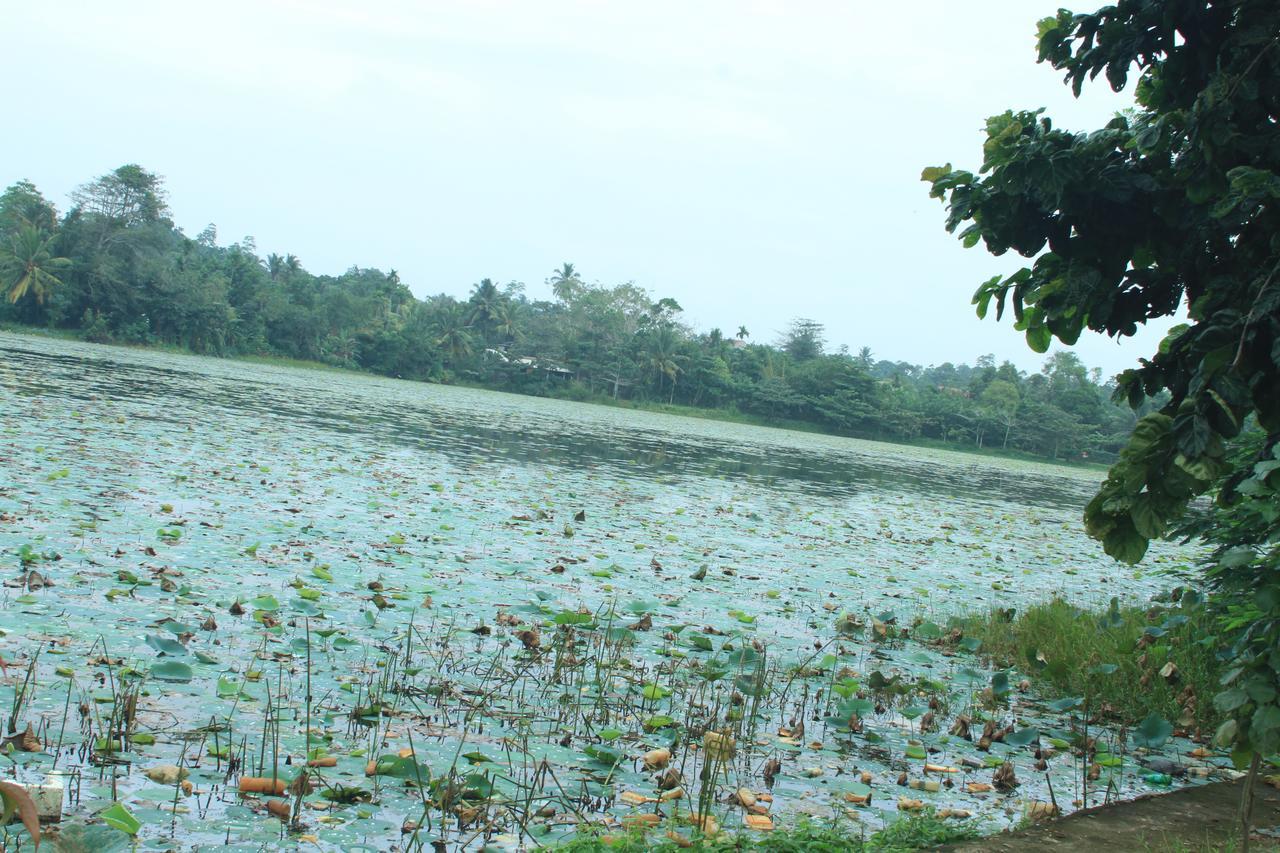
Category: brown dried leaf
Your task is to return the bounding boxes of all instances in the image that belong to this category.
[0,781,41,850]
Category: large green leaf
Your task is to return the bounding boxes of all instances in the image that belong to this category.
[145,634,187,656]
[151,660,194,683]
[1132,713,1173,749]
[991,671,1011,697]
[100,802,142,836]
[1005,727,1040,746]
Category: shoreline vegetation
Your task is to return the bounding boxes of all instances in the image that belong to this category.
[1,167,1157,471]
[0,323,1107,472]
[958,597,1223,737]
[552,812,980,851]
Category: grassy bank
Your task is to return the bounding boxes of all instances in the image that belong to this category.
[590,395,1107,468]
[1,323,1103,471]
[956,596,1223,736]
[490,380,1106,468]
[0,322,374,378]
[553,811,979,852]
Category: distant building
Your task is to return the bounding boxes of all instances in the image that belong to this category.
[486,349,572,378]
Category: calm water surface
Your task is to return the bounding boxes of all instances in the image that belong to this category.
[0,332,1200,850]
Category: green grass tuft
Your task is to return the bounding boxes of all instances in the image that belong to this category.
[957,596,1223,733]
[551,812,978,852]
[867,810,981,850]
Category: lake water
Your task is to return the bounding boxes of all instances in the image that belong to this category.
[0,332,1202,849]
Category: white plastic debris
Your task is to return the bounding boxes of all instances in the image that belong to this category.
[12,773,64,823]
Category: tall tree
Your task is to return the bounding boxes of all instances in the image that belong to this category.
[0,180,57,233]
[2,225,70,305]
[433,301,476,364]
[780,318,825,361]
[267,253,286,281]
[924,0,1280,791]
[643,324,684,403]
[925,2,1279,562]
[979,379,1021,449]
[549,262,582,302]
[70,164,170,226]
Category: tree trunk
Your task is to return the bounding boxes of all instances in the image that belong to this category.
[1241,751,1261,852]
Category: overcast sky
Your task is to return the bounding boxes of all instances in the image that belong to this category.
[6,0,1174,376]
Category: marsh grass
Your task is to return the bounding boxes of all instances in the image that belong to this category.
[0,592,1160,849]
[957,597,1223,733]
[866,809,982,850]
[551,811,978,851]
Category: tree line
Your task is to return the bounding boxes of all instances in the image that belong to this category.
[1,165,1148,462]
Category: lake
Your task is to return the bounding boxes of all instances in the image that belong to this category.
[0,332,1205,850]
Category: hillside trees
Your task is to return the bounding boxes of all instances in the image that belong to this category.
[3,165,1138,463]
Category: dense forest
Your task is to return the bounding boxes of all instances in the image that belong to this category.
[1,165,1149,462]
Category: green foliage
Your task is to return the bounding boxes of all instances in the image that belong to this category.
[2,223,70,305]
[924,0,1280,564]
[70,164,169,227]
[549,813,975,851]
[1134,712,1175,750]
[925,0,1280,762]
[780,318,826,361]
[867,809,981,850]
[1,167,1145,466]
[149,660,194,683]
[959,597,1223,732]
[1183,437,1280,760]
[0,180,57,232]
[99,801,143,836]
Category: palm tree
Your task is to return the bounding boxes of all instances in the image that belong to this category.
[3,225,70,305]
[467,278,503,326]
[491,301,521,343]
[549,262,582,301]
[645,326,685,404]
[736,325,749,341]
[434,303,476,363]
